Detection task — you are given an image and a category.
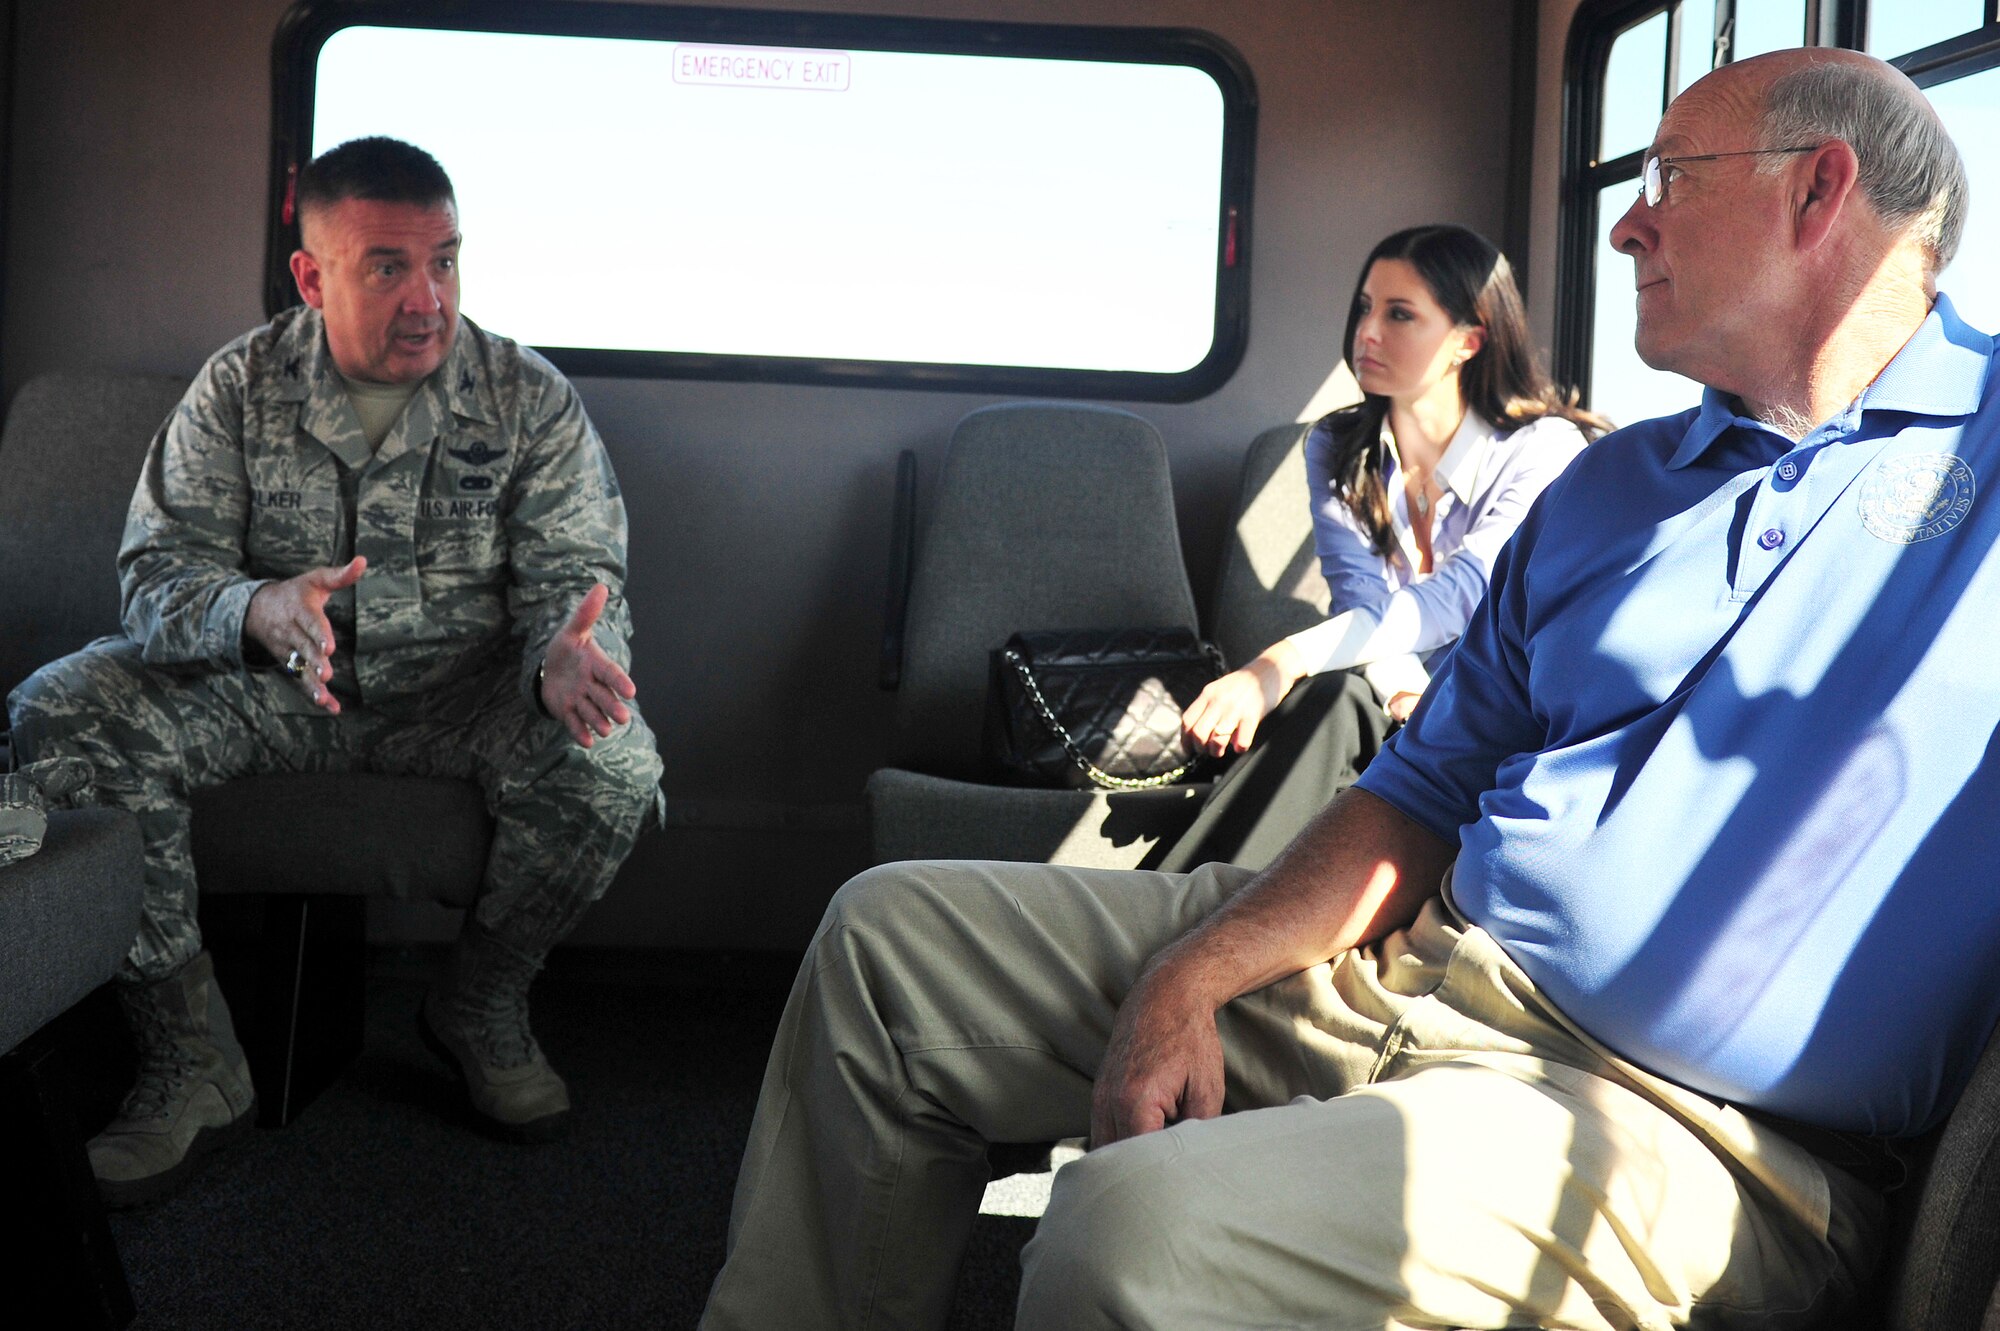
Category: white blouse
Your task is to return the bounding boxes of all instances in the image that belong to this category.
[1287,409,1589,699]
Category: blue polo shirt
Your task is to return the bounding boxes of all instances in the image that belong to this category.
[1357,294,2000,1136]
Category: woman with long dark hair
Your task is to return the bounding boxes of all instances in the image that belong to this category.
[1163,224,1605,872]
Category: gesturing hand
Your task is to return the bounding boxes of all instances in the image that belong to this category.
[1090,970,1226,1150]
[244,556,368,714]
[540,583,636,749]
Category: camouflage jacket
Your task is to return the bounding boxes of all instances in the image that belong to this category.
[117,306,632,714]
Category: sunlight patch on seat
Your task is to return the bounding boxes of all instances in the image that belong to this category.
[980,1141,1086,1217]
[1240,464,1314,591]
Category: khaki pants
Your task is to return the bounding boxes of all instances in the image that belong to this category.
[9,636,663,981]
[701,859,1883,1330]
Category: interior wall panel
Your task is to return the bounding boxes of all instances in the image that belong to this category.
[5,0,1521,950]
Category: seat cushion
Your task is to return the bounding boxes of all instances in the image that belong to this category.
[0,808,144,1053]
[191,774,491,907]
[867,767,1206,870]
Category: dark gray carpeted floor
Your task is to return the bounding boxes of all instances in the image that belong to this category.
[93,953,1035,1330]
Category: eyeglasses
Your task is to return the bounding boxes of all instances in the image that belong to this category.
[1640,146,1816,207]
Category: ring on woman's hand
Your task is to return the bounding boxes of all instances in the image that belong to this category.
[281,649,307,681]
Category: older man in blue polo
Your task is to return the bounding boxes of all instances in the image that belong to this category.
[704,46,1990,1331]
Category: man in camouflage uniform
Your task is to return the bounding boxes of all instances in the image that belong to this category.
[7,137,663,1206]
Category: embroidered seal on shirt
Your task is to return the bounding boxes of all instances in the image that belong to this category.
[1858,452,1975,544]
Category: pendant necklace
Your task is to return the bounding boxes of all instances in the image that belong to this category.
[1413,490,1430,518]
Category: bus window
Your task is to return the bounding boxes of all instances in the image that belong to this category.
[1870,0,1987,61]
[1602,11,1669,164]
[272,3,1256,402]
[1730,0,1809,62]
[1928,65,2000,333]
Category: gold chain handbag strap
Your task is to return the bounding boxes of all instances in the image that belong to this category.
[1002,648,1201,791]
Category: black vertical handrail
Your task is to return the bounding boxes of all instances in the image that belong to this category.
[879,449,918,690]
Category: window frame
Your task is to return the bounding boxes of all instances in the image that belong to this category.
[1557,0,2000,408]
[266,0,1259,401]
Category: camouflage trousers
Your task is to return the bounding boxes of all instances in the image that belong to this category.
[8,636,664,983]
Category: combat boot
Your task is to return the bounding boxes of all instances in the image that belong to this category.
[91,950,258,1208]
[419,921,570,1143]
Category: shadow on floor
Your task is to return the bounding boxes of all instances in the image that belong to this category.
[67,951,1035,1330]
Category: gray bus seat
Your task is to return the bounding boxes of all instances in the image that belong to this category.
[866,402,1208,867]
[1,807,144,1328]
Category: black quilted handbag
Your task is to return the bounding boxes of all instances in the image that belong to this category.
[985,628,1227,790]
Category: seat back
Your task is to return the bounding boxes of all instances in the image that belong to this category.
[1884,1017,2000,1330]
[891,402,1198,780]
[1208,422,1331,672]
[0,370,186,701]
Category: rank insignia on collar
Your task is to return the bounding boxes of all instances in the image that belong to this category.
[459,370,475,393]
[448,440,506,467]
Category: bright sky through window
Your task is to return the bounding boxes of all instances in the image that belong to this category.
[312,26,1229,374]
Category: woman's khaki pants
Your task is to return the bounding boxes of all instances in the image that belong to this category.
[700,859,1883,1330]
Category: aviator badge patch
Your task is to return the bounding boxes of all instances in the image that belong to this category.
[448,440,506,467]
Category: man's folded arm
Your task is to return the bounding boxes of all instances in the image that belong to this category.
[1156,787,1459,1006]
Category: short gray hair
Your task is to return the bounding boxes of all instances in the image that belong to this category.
[1759,60,1968,276]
